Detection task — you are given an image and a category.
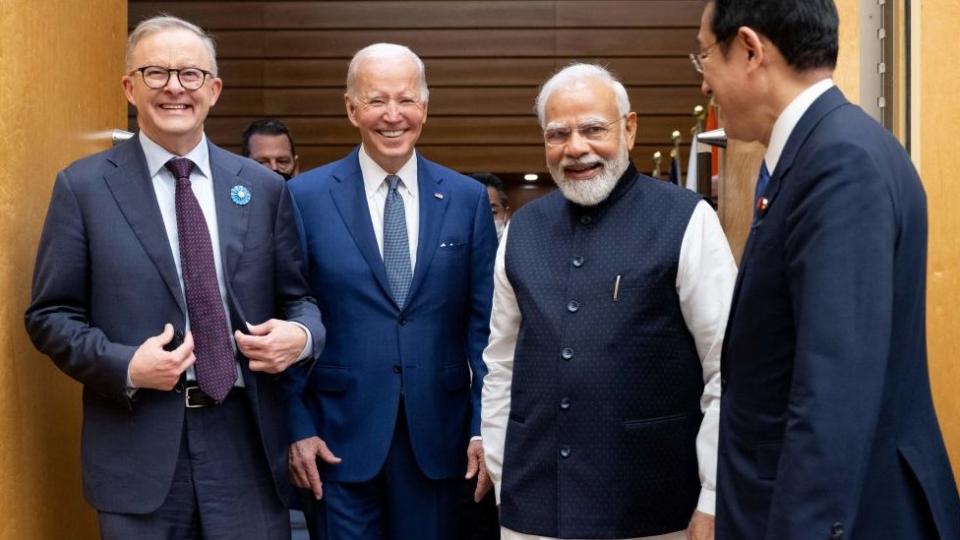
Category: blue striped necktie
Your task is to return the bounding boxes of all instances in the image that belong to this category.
[383,174,412,308]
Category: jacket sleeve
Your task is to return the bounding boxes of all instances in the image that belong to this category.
[465,184,498,437]
[24,169,137,405]
[764,142,896,538]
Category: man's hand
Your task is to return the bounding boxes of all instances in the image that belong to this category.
[465,439,492,502]
[687,510,715,540]
[235,319,307,373]
[128,324,195,390]
[289,436,342,500]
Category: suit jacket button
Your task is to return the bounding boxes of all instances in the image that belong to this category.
[560,397,571,410]
[393,364,401,374]
[559,445,571,458]
[560,348,574,361]
[398,317,407,325]
[572,256,584,268]
[830,522,844,539]
[567,300,580,313]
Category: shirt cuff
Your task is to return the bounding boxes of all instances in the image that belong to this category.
[470,435,482,442]
[697,486,716,516]
[125,362,138,397]
[291,322,313,361]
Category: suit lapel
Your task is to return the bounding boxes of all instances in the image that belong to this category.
[406,155,449,304]
[103,138,187,316]
[208,143,251,280]
[329,149,394,301]
[724,86,851,364]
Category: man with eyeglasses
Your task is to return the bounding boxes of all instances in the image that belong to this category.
[283,43,497,539]
[481,63,736,540]
[693,2,960,539]
[25,15,323,539]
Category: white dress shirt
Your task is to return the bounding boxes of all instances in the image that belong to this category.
[765,78,835,175]
[129,132,310,389]
[358,145,419,270]
[482,200,737,540]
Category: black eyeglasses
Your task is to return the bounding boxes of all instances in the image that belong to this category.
[130,66,213,91]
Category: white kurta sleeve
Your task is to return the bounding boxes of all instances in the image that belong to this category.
[676,200,738,516]
[481,224,521,504]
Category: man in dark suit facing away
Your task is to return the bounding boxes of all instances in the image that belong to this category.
[25,15,323,539]
[693,1,960,538]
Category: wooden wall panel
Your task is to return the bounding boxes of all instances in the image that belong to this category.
[1,1,127,538]
[130,0,707,181]
[920,0,960,486]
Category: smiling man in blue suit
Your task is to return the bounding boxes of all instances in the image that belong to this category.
[25,15,323,539]
[285,43,498,540]
[694,1,960,539]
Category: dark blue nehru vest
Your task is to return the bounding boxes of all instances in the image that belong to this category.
[500,165,705,538]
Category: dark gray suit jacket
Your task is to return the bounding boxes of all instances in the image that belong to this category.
[25,136,324,513]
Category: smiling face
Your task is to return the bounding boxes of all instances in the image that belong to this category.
[122,28,222,155]
[543,78,636,206]
[345,56,427,173]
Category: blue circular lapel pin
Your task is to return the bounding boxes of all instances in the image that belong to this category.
[231,185,252,206]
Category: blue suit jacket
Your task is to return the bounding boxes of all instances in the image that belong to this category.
[716,87,960,539]
[285,148,497,482]
[25,137,324,513]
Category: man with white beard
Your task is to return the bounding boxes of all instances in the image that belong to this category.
[481,64,737,540]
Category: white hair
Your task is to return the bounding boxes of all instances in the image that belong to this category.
[346,43,430,103]
[535,63,630,127]
[126,15,218,76]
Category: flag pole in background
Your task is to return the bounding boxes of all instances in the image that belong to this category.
[669,130,682,186]
[652,151,663,179]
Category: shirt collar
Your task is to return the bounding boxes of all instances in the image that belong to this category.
[765,78,834,175]
[358,145,418,199]
[139,131,212,180]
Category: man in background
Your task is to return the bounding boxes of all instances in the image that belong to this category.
[470,172,511,241]
[242,118,300,179]
[25,15,322,539]
[483,63,736,540]
[694,1,960,538]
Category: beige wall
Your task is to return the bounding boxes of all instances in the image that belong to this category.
[919,0,960,484]
[0,1,126,538]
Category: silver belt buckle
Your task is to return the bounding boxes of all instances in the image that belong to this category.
[184,385,206,408]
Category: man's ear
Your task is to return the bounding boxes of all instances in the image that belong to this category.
[737,26,767,70]
[344,94,360,128]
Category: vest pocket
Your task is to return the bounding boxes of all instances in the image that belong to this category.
[622,412,687,429]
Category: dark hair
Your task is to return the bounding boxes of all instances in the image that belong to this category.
[241,118,297,157]
[469,172,508,206]
[708,0,838,71]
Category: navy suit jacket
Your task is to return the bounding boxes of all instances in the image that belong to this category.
[25,137,324,514]
[716,87,960,539]
[285,147,496,482]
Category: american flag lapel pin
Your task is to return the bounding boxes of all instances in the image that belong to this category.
[434,192,444,200]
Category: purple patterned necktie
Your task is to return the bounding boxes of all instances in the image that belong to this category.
[165,157,235,402]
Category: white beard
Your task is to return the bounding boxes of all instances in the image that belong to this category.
[548,138,630,207]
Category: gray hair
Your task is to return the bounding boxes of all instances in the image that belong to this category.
[535,63,630,127]
[346,43,429,103]
[126,15,218,76]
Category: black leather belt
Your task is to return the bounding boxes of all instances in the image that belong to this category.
[181,382,243,408]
